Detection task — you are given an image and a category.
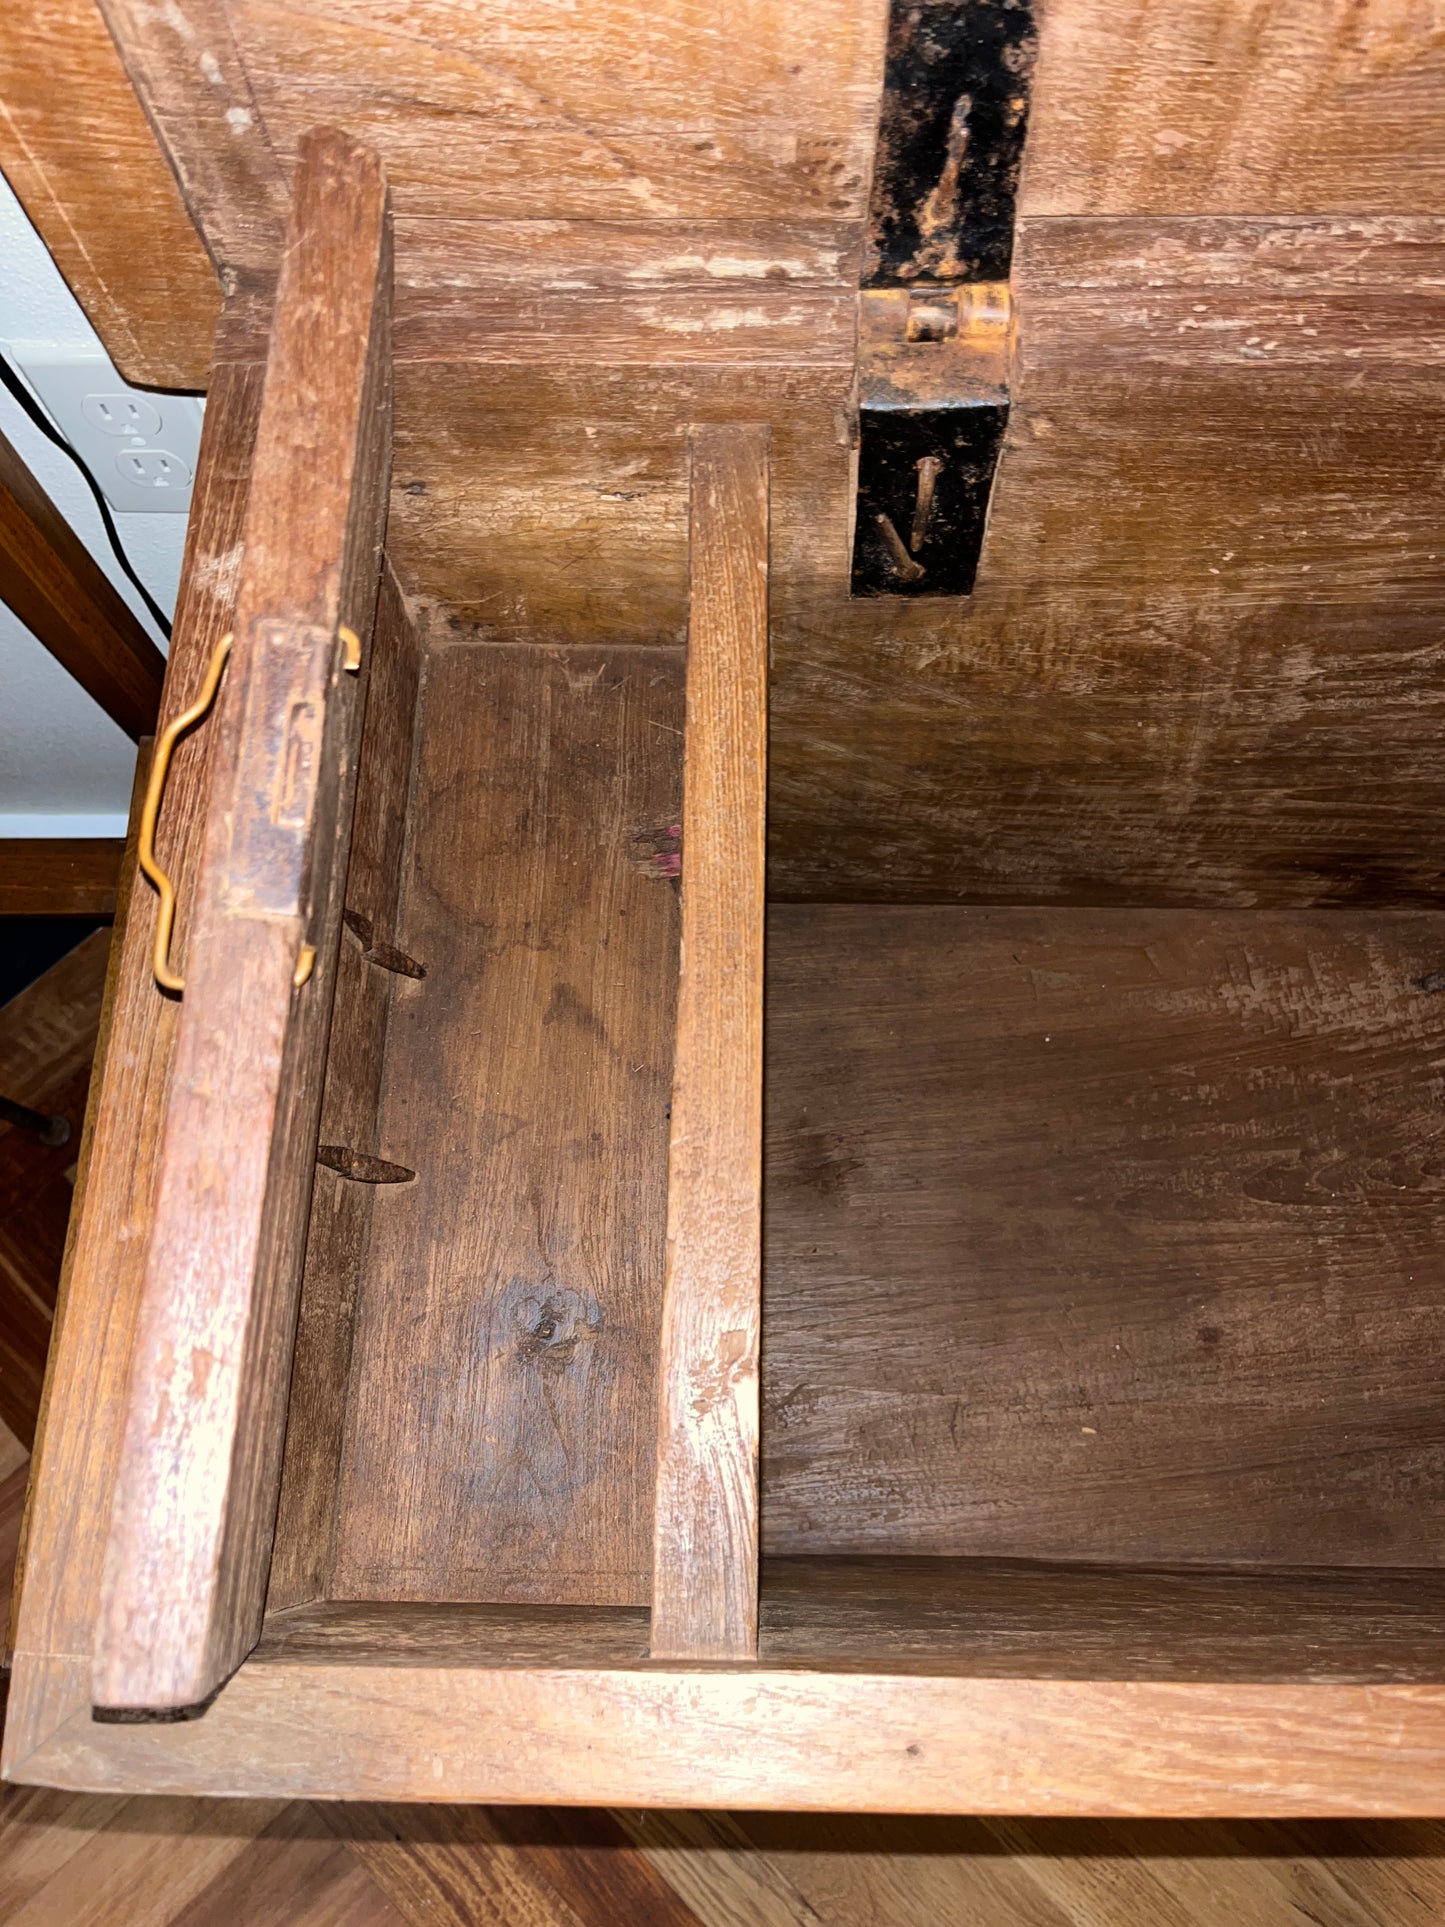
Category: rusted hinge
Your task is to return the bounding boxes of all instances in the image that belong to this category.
[850,0,1036,598]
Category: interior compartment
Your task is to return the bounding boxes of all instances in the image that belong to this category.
[264,602,1445,1682]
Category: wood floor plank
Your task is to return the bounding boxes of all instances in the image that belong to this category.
[980,1819,1249,1927]
[0,1424,26,1484]
[319,1806,595,1927]
[323,1806,710,1927]
[167,1804,409,1927]
[616,1809,831,1927]
[0,1783,120,1922]
[482,1808,712,1927]
[0,1461,29,1624]
[1200,1820,1445,1927]
[721,1816,1081,1927]
[6,1796,281,1927]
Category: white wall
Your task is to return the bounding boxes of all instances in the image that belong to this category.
[0,174,193,837]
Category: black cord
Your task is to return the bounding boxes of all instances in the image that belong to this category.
[0,350,173,640]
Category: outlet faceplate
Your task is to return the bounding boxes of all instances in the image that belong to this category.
[4,343,203,514]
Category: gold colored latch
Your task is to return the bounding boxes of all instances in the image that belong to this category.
[138,632,233,994]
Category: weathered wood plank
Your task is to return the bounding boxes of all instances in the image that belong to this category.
[95,0,287,273]
[763,906,1445,1566]
[24,1629,1445,1813]
[0,0,220,388]
[267,565,422,1613]
[650,425,768,1660]
[1,357,263,1778]
[1023,0,1445,217]
[329,639,683,1608]
[94,127,392,1714]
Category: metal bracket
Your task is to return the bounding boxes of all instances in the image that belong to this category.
[850,0,1036,598]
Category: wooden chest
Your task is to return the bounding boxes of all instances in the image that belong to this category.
[6,0,1445,1814]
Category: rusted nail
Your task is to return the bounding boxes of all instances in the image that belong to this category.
[317,1145,417,1184]
[911,455,944,553]
[367,939,426,979]
[342,907,426,977]
[876,512,926,582]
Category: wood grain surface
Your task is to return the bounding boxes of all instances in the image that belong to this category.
[763,905,1445,1567]
[95,128,392,1713]
[329,637,683,1607]
[267,564,422,1613]
[651,426,769,1660]
[0,845,121,918]
[95,0,287,273]
[24,1633,1445,1813]
[0,426,165,742]
[1022,0,1445,216]
[322,1804,707,1927]
[2,357,262,1780]
[356,215,1444,908]
[15,1758,1445,1927]
[57,3,1445,909]
[104,0,1445,278]
[250,1552,1445,1682]
[0,0,220,388]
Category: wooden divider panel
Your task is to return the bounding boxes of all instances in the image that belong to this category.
[93,126,392,1714]
[650,424,769,1660]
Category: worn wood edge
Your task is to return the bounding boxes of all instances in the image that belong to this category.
[92,126,393,1711]
[14,1651,1445,1814]
[2,371,262,1780]
[95,0,287,275]
[3,746,147,1671]
[1,354,265,1782]
[650,423,769,1660]
[0,0,220,387]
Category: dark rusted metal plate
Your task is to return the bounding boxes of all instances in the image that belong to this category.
[865,0,1037,289]
[852,0,1034,597]
[851,399,1008,598]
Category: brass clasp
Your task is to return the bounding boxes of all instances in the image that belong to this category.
[138,632,233,994]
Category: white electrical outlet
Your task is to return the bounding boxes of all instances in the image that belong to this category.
[4,343,203,514]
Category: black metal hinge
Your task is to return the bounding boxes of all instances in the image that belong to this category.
[850,0,1037,598]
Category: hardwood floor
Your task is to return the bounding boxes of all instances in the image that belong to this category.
[8,939,1445,1920]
